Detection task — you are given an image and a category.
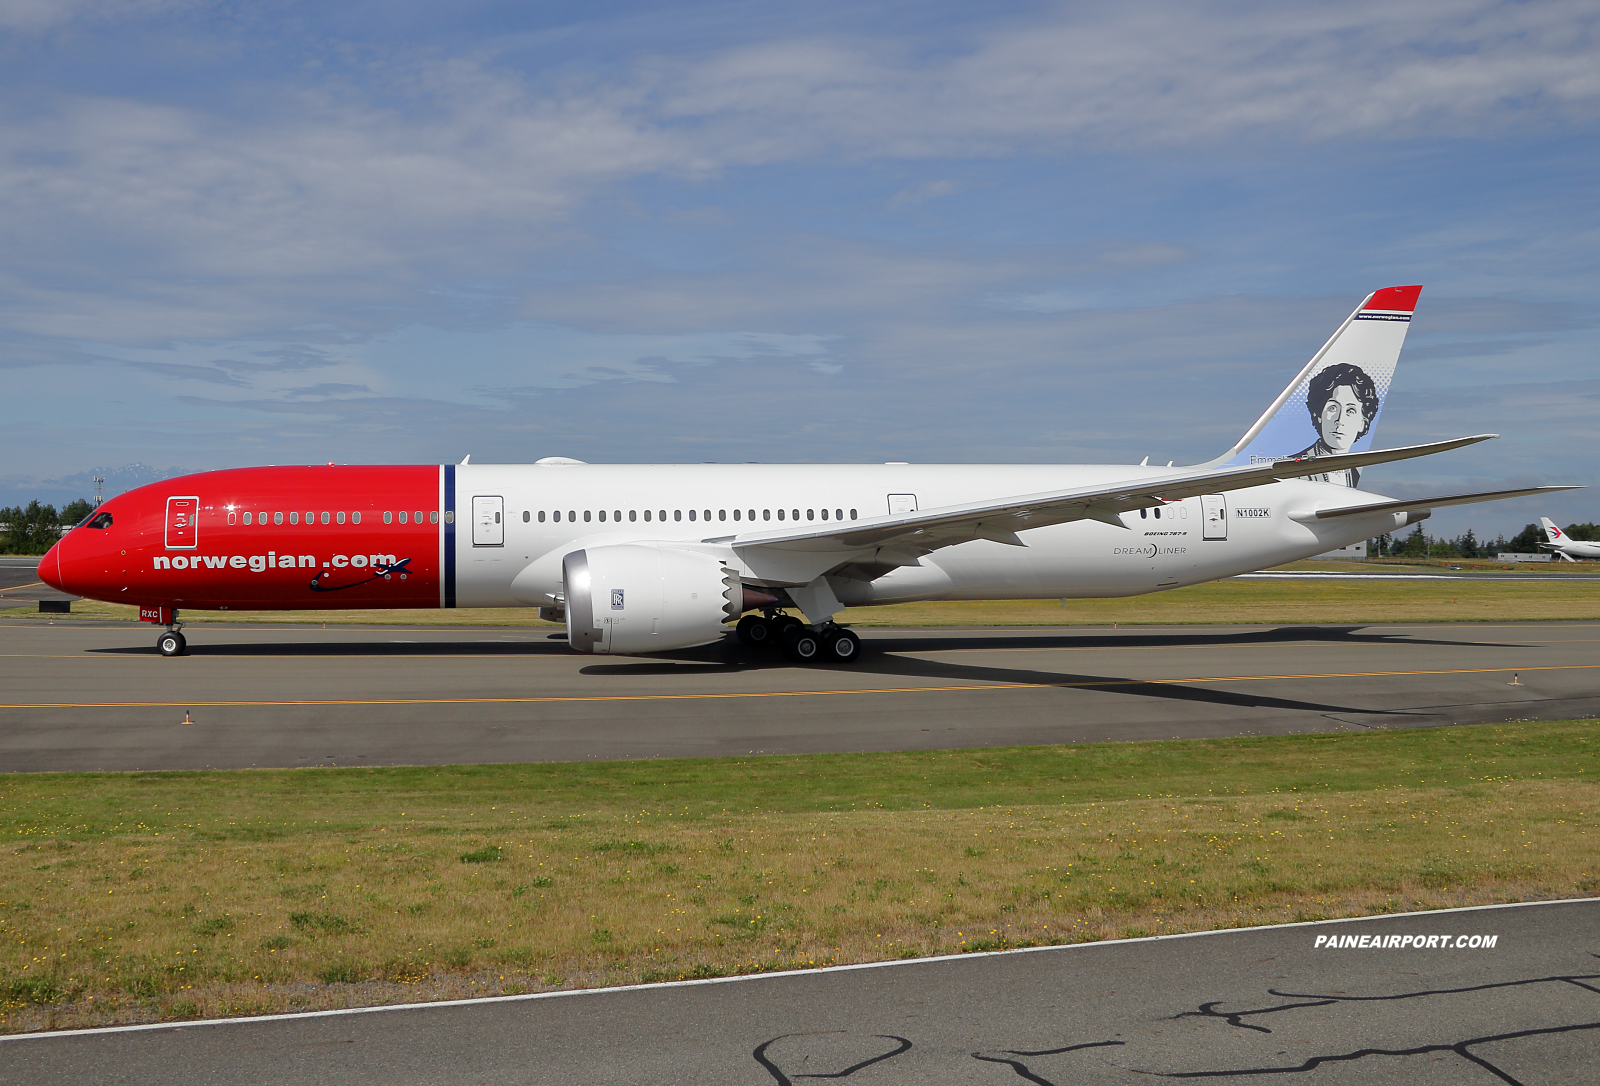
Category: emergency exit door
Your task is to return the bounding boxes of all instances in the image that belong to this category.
[1202,494,1227,540]
[472,495,504,546]
[887,493,918,515]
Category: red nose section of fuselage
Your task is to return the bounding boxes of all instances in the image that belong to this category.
[38,539,66,594]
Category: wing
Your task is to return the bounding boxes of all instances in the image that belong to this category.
[707,434,1495,574]
[1309,485,1582,520]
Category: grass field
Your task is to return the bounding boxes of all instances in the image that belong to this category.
[3,721,1596,1032]
[8,561,1600,629]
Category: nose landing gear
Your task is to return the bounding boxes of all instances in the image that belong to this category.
[156,620,186,657]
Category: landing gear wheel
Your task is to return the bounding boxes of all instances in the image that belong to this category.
[823,628,861,663]
[779,624,822,663]
[157,630,186,657]
[770,614,803,640]
[736,615,772,648]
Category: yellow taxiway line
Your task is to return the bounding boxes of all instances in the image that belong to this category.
[0,662,1586,711]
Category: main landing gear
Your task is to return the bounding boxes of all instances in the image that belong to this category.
[736,613,861,664]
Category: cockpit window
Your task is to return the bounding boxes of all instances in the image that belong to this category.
[85,511,113,529]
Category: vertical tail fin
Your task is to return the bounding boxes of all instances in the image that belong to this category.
[1541,517,1564,542]
[1207,286,1422,486]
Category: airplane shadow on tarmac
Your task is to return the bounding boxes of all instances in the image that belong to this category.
[577,625,1488,720]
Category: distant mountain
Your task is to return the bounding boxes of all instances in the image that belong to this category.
[0,463,187,510]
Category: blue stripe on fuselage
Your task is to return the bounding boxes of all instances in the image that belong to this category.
[444,464,456,608]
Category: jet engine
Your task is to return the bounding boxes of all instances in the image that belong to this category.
[563,545,746,654]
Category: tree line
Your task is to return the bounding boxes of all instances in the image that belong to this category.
[1370,522,1599,560]
[0,499,97,555]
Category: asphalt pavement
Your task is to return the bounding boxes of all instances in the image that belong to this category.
[2,618,1599,771]
[3,898,1595,1085]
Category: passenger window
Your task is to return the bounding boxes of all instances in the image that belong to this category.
[703,510,711,521]
[688,510,696,521]
[274,512,283,525]
[719,510,726,521]
[290,512,299,525]
[384,511,392,524]
[749,509,756,521]
[807,509,814,520]
[599,510,607,522]
[539,511,546,523]
[319,512,329,525]
[1154,507,1161,519]
[243,512,252,525]
[792,509,799,521]
[821,509,828,520]
[733,509,741,521]
[643,510,650,521]
[584,510,591,522]
[353,511,362,524]
[835,508,842,520]
[523,510,530,523]
[614,510,621,521]
[674,510,682,522]
[763,509,770,520]
[629,510,637,522]
[553,510,561,522]
[337,511,346,524]
[850,508,857,519]
[777,509,785,520]
[1140,508,1148,519]
[659,510,666,521]
[430,511,439,524]
[569,510,576,522]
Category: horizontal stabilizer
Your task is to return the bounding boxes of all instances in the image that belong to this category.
[1312,485,1583,520]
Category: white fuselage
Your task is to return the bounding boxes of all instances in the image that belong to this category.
[450,463,1405,609]
[1547,540,1600,560]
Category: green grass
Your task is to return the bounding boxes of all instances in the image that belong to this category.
[2,721,1597,1032]
[5,719,1588,826]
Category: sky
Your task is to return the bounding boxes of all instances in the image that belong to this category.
[2,0,1597,539]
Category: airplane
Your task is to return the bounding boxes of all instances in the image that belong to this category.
[1539,517,1600,561]
[39,284,1579,661]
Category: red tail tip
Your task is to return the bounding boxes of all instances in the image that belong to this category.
[1364,285,1422,312]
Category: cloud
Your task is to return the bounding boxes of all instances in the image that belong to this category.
[888,179,961,210]
[659,1,1600,157]
[123,360,250,385]
[1,1,1596,349]
[0,0,194,34]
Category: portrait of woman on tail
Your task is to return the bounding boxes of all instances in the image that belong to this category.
[1295,362,1381,487]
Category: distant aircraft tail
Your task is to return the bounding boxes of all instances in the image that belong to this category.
[1538,518,1579,560]
[1207,285,1422,480]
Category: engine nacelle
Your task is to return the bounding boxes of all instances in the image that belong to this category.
[563,545,742,654]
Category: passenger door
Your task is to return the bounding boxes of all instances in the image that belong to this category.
[472,495,504,546]
[164,496,199,550]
